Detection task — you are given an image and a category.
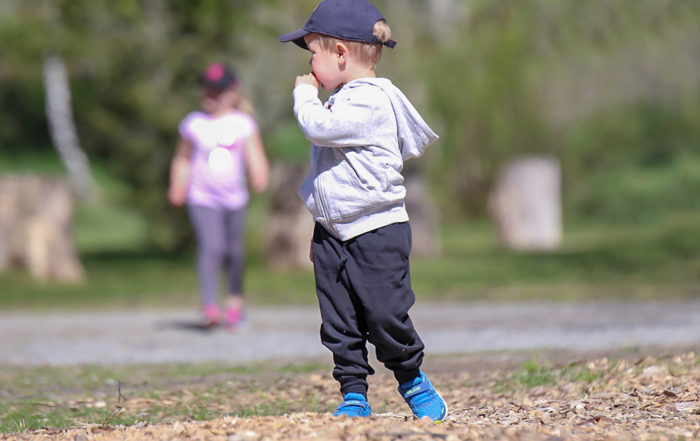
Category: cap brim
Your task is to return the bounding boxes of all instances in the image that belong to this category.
[279,28,310,50]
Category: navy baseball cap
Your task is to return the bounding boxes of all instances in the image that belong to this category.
[279,0,397,50]
[199,63,238,90]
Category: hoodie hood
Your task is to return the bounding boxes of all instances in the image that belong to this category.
[343,78,438,160]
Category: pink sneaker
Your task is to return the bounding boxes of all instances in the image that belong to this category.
[203,304,220,328]
[225,307,242,330]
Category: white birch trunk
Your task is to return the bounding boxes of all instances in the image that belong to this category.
[43,55,97,201]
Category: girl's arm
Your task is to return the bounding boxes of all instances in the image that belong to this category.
[168,137,193,207]
[244,129,269,193]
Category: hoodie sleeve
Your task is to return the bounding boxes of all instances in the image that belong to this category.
[293,84,393,148]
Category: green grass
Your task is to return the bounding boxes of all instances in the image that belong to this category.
[514,358,557,388]
[1,151,698,310]
[0,398,146,433]
[410,211,700,302]
[563,364,604,384]
[0,361,333,433]
[507,356,616,390]
[2,211,697,310]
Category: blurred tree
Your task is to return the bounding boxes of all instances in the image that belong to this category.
[420,1,553,216]
[1,0,698,247]
[1,0,285,248]
[413,0,700,219]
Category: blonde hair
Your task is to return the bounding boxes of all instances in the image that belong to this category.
[220,84,256,117]
[236,94,256,117]
[314,20,392,69]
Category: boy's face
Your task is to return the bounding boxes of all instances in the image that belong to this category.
[305,35,344,91]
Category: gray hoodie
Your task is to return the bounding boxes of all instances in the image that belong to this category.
[294,78,438,240]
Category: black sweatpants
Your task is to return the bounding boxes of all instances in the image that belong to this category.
[312,222,425,397]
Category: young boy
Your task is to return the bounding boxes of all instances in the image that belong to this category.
[280,0,447,422]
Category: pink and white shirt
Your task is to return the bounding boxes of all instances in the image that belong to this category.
[179,110,257,210]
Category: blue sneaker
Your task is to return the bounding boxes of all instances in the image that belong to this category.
[398,372,448,422]
[333,393,371,418]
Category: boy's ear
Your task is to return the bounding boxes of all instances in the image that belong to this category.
[335,41,349,63]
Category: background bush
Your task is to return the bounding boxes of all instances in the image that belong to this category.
[0,0,698,248]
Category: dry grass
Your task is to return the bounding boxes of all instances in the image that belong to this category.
[1,350,698,441]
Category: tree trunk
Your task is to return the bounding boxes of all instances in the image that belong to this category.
[43,55,97,201]
[489,156,562,251]
[264,163,314,269]
[404,171,441,257]
[0,175,85,283]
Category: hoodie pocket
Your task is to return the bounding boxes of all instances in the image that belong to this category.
[317,164,375,223]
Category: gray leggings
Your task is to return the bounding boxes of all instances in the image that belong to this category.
[188,204,246,307]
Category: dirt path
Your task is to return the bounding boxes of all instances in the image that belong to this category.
[2,300,700,366]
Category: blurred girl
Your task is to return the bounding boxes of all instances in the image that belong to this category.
[168,62,269,329]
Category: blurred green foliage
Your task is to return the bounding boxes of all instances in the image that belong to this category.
[416,0,700,218]
[1,0,699,250]
[0,193,696,309]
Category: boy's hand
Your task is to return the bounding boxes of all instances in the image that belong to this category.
[296,73,318,89]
